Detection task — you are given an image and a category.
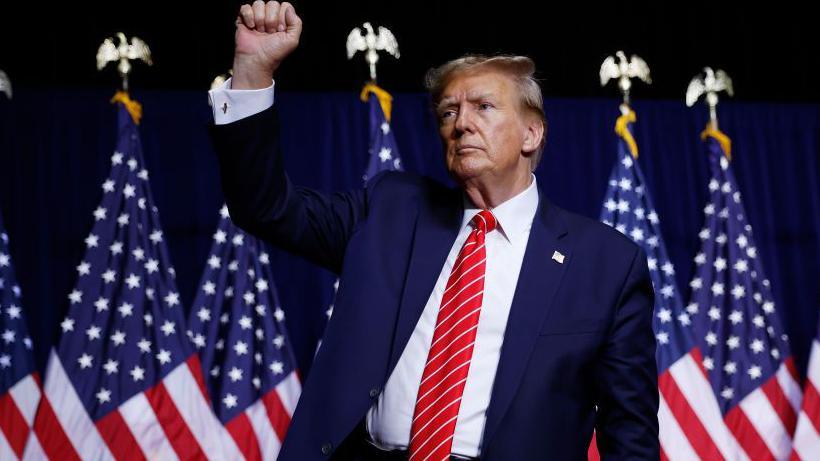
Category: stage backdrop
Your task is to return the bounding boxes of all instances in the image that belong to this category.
[0,89,818,381]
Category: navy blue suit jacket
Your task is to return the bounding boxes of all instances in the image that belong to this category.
[211,107,659,460]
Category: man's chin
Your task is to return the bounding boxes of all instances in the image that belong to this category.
[448,165,488,185]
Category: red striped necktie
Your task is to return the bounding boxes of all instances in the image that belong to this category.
[408,209,498,460]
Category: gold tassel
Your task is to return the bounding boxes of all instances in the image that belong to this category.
[701,123,732,160]
[360,82,393,122]
[615,109,639,158]
[110,91,143,125]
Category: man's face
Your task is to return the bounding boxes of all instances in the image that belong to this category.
[437,70,535,185]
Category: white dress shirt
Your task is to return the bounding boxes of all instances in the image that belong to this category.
[366,180,538,457]
[209,81,540,456]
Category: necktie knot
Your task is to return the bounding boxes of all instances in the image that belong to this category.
[471,210,497,233]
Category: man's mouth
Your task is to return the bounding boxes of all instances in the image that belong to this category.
[456,144,483,153]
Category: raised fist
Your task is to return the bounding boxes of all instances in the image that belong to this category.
[232,1,302,89]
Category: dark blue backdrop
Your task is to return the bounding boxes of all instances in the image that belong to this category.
[0,90,818,381]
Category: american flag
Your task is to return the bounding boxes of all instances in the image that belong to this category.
[24,100,241,460]
[1,216,40,460]
[187,205,300,460]
[360,82,403,183]
[791,318,820,458]
[599,110,736,460]
[683,126,802,460]
[322,83,404,342]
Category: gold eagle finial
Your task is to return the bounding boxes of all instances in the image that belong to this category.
[346,22,400,82]
[97,32,153,91]
[600,51,652,112]
[686,67,734,130]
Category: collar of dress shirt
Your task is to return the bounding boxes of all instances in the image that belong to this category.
[461,175,539,244]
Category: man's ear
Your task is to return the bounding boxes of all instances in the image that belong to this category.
[521,116,545,155]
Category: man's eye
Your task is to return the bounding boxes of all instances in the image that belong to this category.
[440,110,457,119]
[479,102,493,110]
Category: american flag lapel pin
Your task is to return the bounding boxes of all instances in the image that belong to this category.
[552,250,565,264]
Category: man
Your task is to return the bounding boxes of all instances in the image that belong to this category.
[209,2,659,459]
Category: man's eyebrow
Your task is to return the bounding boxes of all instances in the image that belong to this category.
[436,97,458,111]
[467,92,494,101]
[436,93,495,111]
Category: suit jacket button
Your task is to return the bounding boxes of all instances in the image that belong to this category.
[321,443,332,455]
[369,388,380,398]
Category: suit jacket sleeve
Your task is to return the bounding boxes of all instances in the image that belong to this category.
[210,106,372,274]
[594,247,660,459]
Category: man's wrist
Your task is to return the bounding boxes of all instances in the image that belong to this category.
[231,55,279,90]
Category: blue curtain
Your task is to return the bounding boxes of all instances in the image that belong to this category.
[0,90,818,380]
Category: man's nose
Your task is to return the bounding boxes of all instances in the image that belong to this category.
[454,107,475,134]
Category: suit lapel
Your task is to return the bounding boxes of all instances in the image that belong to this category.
[481,189,571,447]
[387,187,462,374]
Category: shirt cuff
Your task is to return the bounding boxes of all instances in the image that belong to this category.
[208,77,275,125]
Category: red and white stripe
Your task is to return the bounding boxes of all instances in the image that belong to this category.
[654,347,801,461]
[659,348,748,461]
[725,359,801,461]
[0,373,41,460]
[792,339,820,461]
[223,371,300,461]
[589,346,803,460]
[24,350,243,460]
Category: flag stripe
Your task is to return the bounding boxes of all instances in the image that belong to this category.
[277,371,300,414]
[163,357,242,459]
[725,405,775,461]
[186,357,211,406]
[118,391,180,461]
[798,381,820,432]
[761,372,798,436]
[245,398,282,461]
[793,396,820,461]
[776,360,803,414]
[29,395,81,461]
[659,369,724,460]
[668,350,747,460]
[8,374,41,427]
[739,387,791,459]
[1,428,17,461]
[276,370,302,416]
[144,380,206,461]
[39,352,112,460]
[226,412,261,461]
[21,433,46,461]
[0,391,29,458]
[262,387,291,442]
[796,339,820,457]
[800,381,820,434]
[95,409,146,461]
[808,343,820,385]
[657,393,700,461]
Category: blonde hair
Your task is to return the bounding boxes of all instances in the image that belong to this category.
[425,55,547,170]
